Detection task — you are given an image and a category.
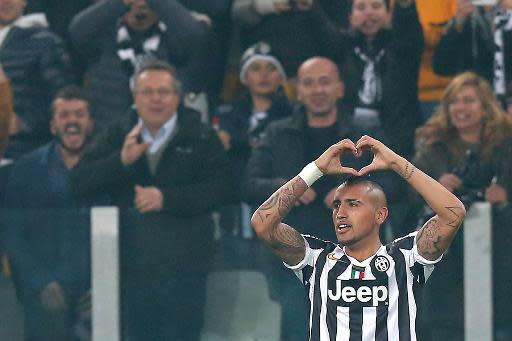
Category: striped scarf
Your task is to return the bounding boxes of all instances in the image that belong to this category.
[116,20,167,77]
[493,9,512,96]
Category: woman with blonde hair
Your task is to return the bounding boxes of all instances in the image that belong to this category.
[414,71,512,341]
[414,71,512,206]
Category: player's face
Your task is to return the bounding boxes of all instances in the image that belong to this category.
[297,59,344,119]
[331,184,383,248]
[133,70,180,133]
[448,85,486,134]
[244,60,283,97]
[350,0,390,40]
[51,99,94,154]
[0,0,26,27]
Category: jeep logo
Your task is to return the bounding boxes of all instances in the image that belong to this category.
[327,279,389,307]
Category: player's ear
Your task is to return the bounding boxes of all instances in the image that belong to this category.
[375,206,388,225]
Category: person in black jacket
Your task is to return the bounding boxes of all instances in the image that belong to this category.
[212,42,292,237]
[307,0,423,159]
[71,60,230,341]
[69,0,206,130]
[433,0,512,107]
[0,0,74,159]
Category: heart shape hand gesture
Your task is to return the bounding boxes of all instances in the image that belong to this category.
[314,135,400,176]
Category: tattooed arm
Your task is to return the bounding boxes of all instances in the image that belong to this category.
[251,139,358,266]
[251,177,310,266]
[356,135,466,260]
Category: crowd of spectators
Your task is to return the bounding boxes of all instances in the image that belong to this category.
[1,0,512,340]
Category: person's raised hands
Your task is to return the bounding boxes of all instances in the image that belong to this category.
[314,139,358,176]
[355,135,400,175]
[455,0,475,32]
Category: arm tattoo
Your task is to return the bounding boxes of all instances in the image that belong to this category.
[417,218,443,258]
[269,224,306,257]
[257,177,306,222]
[445,206,464,229]
[400,161,415,180]
[254,177,307,263]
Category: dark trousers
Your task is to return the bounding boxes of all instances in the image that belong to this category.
[122,273,207,341]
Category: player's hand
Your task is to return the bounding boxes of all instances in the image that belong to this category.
[485,183,508,204]
[355,135,400,175]
[134,185,164,213]
[438,173,462,192]
[121,124,151,166]
[40,281,67,312]
[314,139,358,175]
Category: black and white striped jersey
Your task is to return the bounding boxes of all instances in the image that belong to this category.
[285,231,441,341]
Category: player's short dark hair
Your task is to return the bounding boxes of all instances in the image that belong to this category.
[52,85,90,115]
[341,175,386,198]
[131,59,182,95]
[348,0,391,11]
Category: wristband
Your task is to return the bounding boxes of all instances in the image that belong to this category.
[298,162,324,187]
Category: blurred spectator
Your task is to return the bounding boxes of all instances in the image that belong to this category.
[414,71,512,209]
[2,85,94,341]
[243,57,383,341]
[413,71,512,341]
[212,42,292,237]
[308,0,423,158]
[69,0,207,129]
[24,0,93,81]
[0,64,12,159]
[71,60,230,341]
[416,0,457,121]
[231,0,350,79]
[0,64,13,254]
[0,0,74,159]
[433,0,512,107]
[177,0,233,110]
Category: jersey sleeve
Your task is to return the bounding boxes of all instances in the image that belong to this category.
[410,231,443,284]
[391,231,443,285]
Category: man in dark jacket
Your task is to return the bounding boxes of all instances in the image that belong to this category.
[307,0,423,158]
[231,0,350,78]
[212,42,292,237]
[0,0,74,158]
[71,60,230,341]
[3,86,94,341]
[433,0,512,107]
[69,0,206,129]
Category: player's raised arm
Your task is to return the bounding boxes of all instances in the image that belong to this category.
[251,139,358,266]
[356,135,466,260]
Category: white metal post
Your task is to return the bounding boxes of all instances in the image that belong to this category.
[464,202,493,341]
[91,207,120,341]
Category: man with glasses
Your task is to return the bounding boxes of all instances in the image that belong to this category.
[71,59,230,341]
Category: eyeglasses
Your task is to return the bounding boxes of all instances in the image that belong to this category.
[136,88,177,97]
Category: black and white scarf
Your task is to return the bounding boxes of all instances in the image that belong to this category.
[493,9,512,96]
[116,20,167,77]
[354,47,385,108]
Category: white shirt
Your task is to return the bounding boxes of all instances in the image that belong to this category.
[140,114,178,154]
